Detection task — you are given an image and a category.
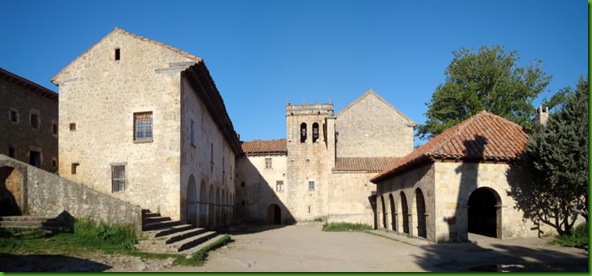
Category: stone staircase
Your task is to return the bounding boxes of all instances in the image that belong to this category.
[138,209,224,254]
[0,216,68,232]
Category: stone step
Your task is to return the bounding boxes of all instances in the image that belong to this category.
[143,220,183,231]
[144,216,171,224]
[182,234,229,255]
[164,227,208,244]
[170,231,218,252]
[152,224,194,238]
[142,212,161,218]
[0,216,53,222]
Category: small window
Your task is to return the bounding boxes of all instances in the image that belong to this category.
[52,158,57,168]
[133,112,153,142]
[300,122,307,143]
[276,180,284,191]
[9,109,18,123]
[265,158,272,169]
[112,165,125,192]
[8,147,15,158]
[71,163,79,175]
[308,181,315,191]
[312,122,319,143]
[30,112,39,129]
[241,200,246,207]
[52,122,58,136]
[241,182,245,187]
[69,123,76,131]
[210,143,214,164]
[115,48,121,60]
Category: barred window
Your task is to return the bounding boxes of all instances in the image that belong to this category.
[133,112,153,142]
[308,181,315,191]
[112,165,125,192]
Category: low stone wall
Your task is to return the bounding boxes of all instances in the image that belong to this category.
[0,155,143,231]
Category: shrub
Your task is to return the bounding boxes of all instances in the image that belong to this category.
[550,222,588,247]
[322,222,373,232]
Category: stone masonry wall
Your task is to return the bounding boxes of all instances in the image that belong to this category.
[327,171,377,226]
[0,155,142,230]
[53,29,196,220]
[0,77,58,172]
[335,91,414,158]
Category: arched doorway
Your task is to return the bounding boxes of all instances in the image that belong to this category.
[186,176,197,226]
[399,192,409,234]
[0,166,21,216]
[414,188,427,238]
[380,196,387,228]
[468,187,501,238]
[198,181,207,227]
[389,193,396,232]
[267,204,281,224]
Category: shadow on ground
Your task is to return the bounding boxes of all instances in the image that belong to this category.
[412,236,589,272]
[0,253,112,272]
[220,224,290,235]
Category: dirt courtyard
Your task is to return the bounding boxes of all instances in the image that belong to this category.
[1,224,588,272]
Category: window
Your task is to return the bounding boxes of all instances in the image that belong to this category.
[30,112,39,129]
[300,122,307,143]
[52,158,57,168]
[115,48,121,60]
[71,163,79,175]
[312,122,319,142]
[8,147,15,158]
[276,180,284,191]
[69,123,76,131]
[9,109,18,123]
[308,181,315,191]
[210,143,214,164]
[265,158,272,169]
[29,151,41,168]
[112,165,125,192]
[52,122,58,136]
[133,112,153,142]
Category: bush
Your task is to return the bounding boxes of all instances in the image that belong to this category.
[70,219,137,251]
[322,222,373,232]
[551,222,588,247]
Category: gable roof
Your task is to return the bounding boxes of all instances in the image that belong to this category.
[334,157,400,172]
[371,111,529,183]
[52,27,202,84]
[336,89,416,126]
[1,67,58,101]
[241,139,287,156]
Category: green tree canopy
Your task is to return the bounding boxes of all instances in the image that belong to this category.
[418,45,552,139]
[513,76,588,236]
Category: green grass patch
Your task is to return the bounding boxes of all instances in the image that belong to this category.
[322,222,373,232]
[0,219,231,267]
[550,223,589,247]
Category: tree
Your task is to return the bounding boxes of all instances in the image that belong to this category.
[514,76,588,236]
[418,45,552,139]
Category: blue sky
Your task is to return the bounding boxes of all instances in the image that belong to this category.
[1,0,587,145]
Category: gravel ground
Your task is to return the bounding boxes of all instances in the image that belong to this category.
[0,224,588,272]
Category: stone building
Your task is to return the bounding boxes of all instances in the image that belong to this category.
[236,90,415,225]
[370,111,552,242]
[0,68,59,172]
[51,27,241,228]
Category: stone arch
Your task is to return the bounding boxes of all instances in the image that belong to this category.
[216,187,221,227]
[380,195,387,229]
[413,188,427,238]
[312,122,319,143]
[399,192,409,234]
[300,122,307,143]
[198,180,208,227]
[468,187,502,238]
[186,175,198,226]
[389,193,396,232]
[267,204,281,224]
[208,184,215,228]
[0,166,22,216]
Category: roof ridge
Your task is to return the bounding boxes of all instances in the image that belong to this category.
[335,89,416,126]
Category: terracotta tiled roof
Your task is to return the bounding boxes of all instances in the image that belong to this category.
[0,67,58,100]
[334,157,401,172]
[371,111,529,183]
[241,139,287,155]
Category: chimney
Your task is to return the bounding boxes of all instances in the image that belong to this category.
[535,106,549,131]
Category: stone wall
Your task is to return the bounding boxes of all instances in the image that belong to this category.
[0,155,142,230]
[327,171,377,225]
[0,72,58,172]
[335,91,414,158]
[53,29,197,220]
